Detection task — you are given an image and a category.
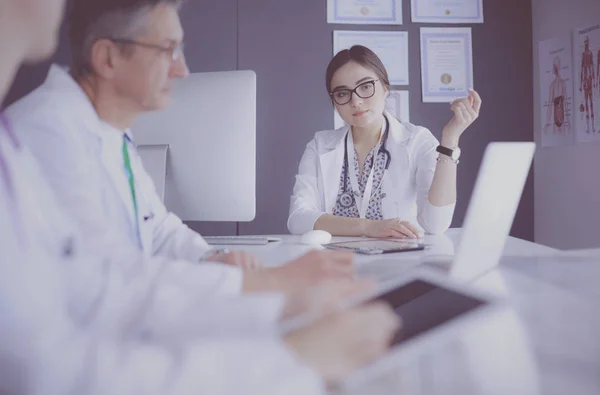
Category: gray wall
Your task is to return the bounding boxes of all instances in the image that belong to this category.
[5,0,535,240]
[532,0,600,249]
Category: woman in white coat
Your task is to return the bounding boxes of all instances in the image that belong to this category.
[289,45,482,238]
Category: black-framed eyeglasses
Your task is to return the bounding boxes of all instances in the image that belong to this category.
[329,79,379,105]
[110,38,185,61]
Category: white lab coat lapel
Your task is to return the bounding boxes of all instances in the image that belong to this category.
[96,126,146,251]
[381,113,413,219]
[318,126,348,213]
[44,66,148,249]
[126,136,155,255]
[48,64,153,255]
[318,113,413,218]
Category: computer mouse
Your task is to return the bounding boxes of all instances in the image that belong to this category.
[300,230,332,245]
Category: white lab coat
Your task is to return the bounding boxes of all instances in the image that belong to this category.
[6,66,298,340]
[8,65,253,298]
[288,113,456,235]
[8,65,211,264]
[0,118,324,395]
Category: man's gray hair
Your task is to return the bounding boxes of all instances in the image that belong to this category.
[68,0,184,77]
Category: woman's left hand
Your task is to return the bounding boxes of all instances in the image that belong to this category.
[442,89,482,145]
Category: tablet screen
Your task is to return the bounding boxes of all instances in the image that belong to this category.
[373,280,487,346]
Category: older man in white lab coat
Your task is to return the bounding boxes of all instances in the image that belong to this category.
[0,0,400,393]
[8,1,356,300]
[7,0,269,272]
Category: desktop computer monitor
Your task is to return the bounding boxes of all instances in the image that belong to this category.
[132,70,256,222]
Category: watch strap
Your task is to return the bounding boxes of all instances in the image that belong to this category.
[436,145,455,157]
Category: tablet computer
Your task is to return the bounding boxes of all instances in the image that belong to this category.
[372,278,487,346]
[336,272,506,392]
[325,239,426,255]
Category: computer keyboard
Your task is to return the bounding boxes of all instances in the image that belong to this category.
[204,236,282,245]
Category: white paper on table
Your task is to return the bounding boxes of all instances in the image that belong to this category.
[538,37,575,148]
[333,90,410,129]
[327,0,403,25]
[334,30,409,86]
[411,0,483,24]
[572,23,600,142]
[420,27,474,103]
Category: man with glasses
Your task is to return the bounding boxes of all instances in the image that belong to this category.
[7,0,358,317]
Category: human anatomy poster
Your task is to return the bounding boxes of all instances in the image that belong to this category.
[538,37,574,147]
[573,23,600,142]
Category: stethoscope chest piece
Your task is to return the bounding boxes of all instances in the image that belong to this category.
[338,191,355,208]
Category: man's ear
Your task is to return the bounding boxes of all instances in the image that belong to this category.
[89,39,122,80]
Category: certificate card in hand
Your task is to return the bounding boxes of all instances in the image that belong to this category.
[326,239,426,255]
[327,0,403,25]
[420,27,474,103]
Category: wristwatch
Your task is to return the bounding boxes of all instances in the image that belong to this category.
[436,145,461,163]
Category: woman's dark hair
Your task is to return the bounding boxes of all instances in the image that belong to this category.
[325,45,391,95]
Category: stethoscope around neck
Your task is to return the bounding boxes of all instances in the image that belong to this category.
[338,115,392,209]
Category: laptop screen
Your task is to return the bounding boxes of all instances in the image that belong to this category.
[373,280,487,346]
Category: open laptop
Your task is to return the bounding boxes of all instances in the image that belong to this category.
[358,142,536,282]
[434,141,536,281]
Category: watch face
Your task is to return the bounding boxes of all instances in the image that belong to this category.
[452,147,461,160]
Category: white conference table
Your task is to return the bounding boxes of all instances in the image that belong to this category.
[222,228,558,265]
[217,229,600,395]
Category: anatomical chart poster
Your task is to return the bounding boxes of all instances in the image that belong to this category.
[538,37,574,147]
[573,23,600,143]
